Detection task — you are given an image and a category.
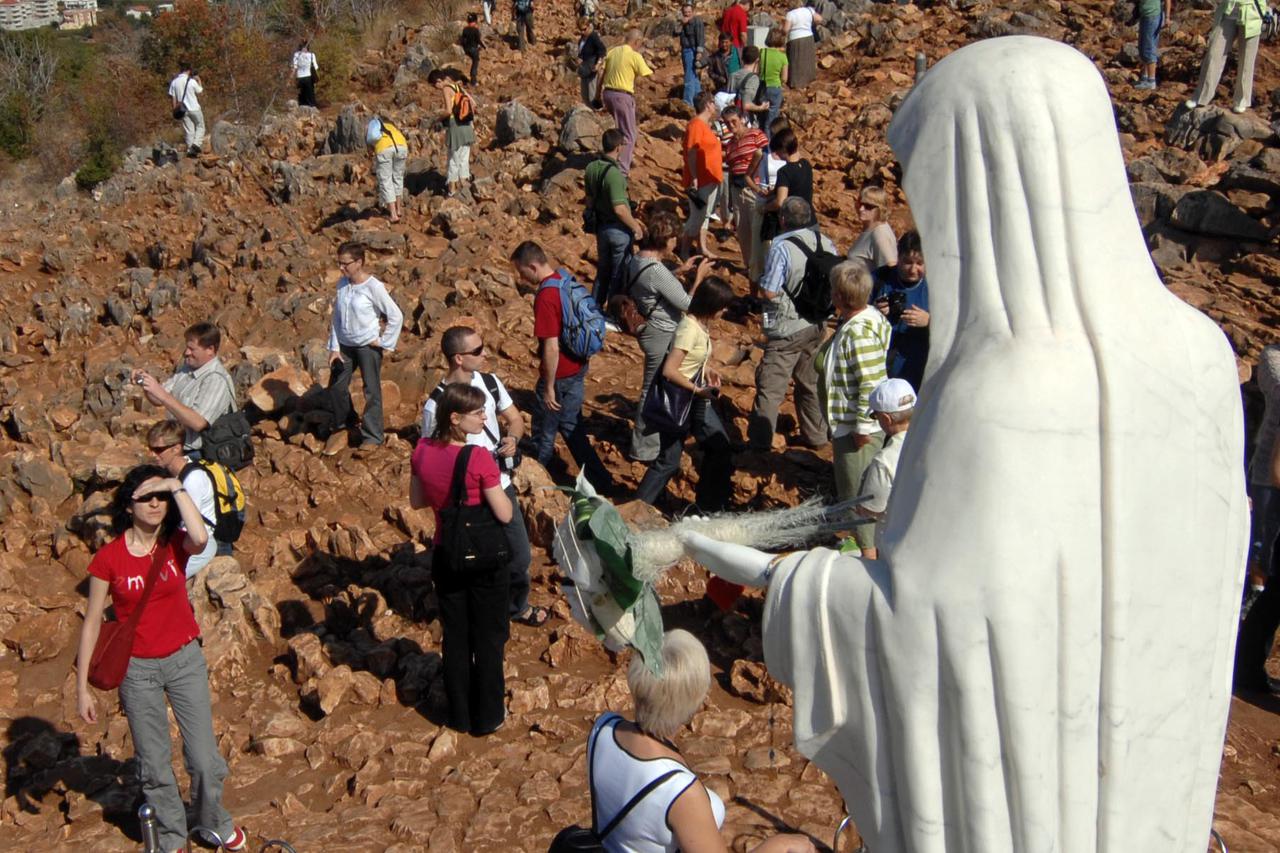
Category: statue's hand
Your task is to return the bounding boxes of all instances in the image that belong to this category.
[679,530,775,588]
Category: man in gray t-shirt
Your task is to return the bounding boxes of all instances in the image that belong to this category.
[727,46,768,127]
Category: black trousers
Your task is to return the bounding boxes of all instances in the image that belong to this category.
[1236,569,1280,691]
[515,11,535,49]
[433,558,509,732]
[465,48,480,86]
[635,397,732,512]
[297,75,317,107]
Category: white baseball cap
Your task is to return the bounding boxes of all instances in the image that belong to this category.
[868,378,917,414]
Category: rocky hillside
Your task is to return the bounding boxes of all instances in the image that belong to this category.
[1,0,1279,849]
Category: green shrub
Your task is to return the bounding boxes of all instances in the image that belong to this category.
[74,131,120,189]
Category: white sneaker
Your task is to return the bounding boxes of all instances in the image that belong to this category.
[1233,104,1248,114]
[1184,99,1198,109]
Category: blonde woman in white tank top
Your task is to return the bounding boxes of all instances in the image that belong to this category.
[586,630,815,853]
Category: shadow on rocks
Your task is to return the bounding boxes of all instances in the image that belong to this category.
[3,716,141,842]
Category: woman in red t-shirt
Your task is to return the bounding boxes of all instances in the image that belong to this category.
[75,464,248,853]
[410,383,514,735]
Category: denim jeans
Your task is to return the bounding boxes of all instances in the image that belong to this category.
[682,47,702,105]
[119,641,232,851]
[594,223,633,306]
[331,344,384,444]
[1138,12,1163,64]
[532,369,614,491]
[635,397,732,511]
[764,86,784,131]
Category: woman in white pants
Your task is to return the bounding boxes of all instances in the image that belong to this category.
[1186,0,1263,113]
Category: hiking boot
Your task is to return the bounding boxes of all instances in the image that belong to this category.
[322,431,349,456]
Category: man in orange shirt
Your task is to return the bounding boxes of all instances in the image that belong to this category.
[680,91,724,258]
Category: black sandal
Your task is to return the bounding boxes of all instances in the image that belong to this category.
[513,604,550,627]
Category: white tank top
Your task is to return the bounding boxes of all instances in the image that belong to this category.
[588,713,726,852]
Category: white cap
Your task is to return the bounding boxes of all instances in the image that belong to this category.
[868,378,917,414]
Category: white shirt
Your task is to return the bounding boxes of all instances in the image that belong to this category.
[179,461,218,578]
[761,152,786,191]
[422,372,515,489]
[292,50,318,79]
[860,429,906,542]
[167,72,203,112]
[327,275,404,352]
[785,6,816,40]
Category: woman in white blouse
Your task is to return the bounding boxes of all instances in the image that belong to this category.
[291,41,319,108]
[326,241,404,452]
[782,0,822,89]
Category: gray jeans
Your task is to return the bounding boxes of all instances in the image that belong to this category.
[374,144,407,205]
[331,344,384,444]
[181,109,206,149]
[1190,15,1259,110]
[119,641,232,851]
[630,322,677,462]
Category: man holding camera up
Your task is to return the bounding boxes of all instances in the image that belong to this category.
[422,326,544,627]
[133,322,236,461]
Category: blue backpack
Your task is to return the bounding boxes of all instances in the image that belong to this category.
[540,268,606,360]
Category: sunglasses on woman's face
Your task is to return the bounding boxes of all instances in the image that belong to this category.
[133,493,171,506]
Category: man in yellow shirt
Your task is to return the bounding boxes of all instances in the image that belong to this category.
[597,29,653,175]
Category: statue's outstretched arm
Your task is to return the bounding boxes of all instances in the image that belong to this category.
[678,531,774,588]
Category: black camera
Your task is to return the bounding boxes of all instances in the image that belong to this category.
[886,290,908,324]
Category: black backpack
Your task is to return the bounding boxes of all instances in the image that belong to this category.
[548,715,681,852]
[783,232,841,324]
[437,445,512,572]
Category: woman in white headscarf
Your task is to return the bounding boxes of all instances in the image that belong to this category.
[681,36,1247,853]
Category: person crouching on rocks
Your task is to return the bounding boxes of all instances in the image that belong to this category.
[430,68,477,198]
[411,383,515,735]
[75,464,249,853]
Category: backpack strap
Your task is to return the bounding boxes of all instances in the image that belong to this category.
[586,161,617,210]
[478,373,503,448]
[447,445,477,509]
[598,769,683,840]
[782,234,819,299]
[585,712,620,834]
[179,460,218,530]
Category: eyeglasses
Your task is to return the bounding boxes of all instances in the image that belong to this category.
[133,493,171,506]
[337,258,358,269]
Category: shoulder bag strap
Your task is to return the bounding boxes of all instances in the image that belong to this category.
[447,445,476,509]
[598,768,684,840]
[782,235,817,299]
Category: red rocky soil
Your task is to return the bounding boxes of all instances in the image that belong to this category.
[1,0,1279,849]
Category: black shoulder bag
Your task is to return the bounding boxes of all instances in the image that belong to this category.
[437,445,512,573]
[549,715,682,852]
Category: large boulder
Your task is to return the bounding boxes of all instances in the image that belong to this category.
[496,100,542,145]
[559,105,608,154]
[1169,190,1270,242]
[324,105,364,155]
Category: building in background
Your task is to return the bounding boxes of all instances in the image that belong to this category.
[0,0,69,29]
[60,0,97,29]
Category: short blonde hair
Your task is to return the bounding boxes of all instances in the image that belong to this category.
[859,185,888,211]
[830,261,873,312]
[628,629,711,740]
[146,420,185,449]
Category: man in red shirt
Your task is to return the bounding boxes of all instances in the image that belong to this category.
[680,91,724,258]
[720,0,749,64]
[510,240,614,492]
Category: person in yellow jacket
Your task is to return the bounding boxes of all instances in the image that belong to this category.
[1186,0,1263,113]
[367,117,408,223]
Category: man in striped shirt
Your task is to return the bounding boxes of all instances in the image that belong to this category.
[815,261,890,551]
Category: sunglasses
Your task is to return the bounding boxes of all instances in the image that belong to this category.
[450,344,485,358]
[149,443,178,453]
[859,202,878,211]
[133,493,172,506]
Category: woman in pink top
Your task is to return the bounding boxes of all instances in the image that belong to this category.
[410,383,514,735]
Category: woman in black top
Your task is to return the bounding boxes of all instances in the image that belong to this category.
[763,127,815,227]
[577,17,608,107]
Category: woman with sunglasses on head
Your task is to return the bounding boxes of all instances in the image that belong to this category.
[411,382,514,735]
[75,464,248,853]
[846,185,897,273]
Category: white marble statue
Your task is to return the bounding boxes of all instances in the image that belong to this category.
[681,36,1248,853]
